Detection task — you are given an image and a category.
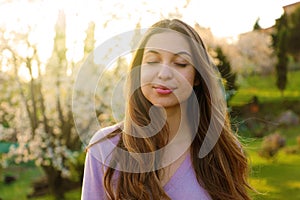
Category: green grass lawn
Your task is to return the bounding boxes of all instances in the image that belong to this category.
[230,70,300,106]
[0,165,43,200]
[245,125,300,200]
[32,189,81,200]
[0,165,81,200]
[230,70,300,199]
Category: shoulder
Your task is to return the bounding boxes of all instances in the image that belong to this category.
[87,123,122,164]
[89,122,123,146]
[82,123,123,200]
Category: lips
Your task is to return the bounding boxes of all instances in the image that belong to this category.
[153,84,174,95]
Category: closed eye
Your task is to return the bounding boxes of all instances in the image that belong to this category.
[174,63,188,67]
[146,61,159,65]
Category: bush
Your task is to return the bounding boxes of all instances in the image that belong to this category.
[259,132,286,159]
[67,151,85,183]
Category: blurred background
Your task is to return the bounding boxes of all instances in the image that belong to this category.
[0,0,299,199]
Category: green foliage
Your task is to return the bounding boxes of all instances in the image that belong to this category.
[287,6,300,59]
[66,151,85,182]
[276,47,288,95]
[253,18,262,30]
[272,6,300,94]
[215,46,237,101]
[272,14,288,94]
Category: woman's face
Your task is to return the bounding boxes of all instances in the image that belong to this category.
[140,31,197,109]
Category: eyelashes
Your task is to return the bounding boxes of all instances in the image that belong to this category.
[174,63,188,67]
[146,61,159,65]
[145,61,188,67]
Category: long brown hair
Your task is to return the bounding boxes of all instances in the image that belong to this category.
[102,19,252,200]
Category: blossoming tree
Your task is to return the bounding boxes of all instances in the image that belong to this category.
[0,12,101,199]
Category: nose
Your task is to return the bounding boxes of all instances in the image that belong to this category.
[157,64,173,80]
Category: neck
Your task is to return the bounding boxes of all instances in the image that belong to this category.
[165,101,189,140]
[160,101,193,167]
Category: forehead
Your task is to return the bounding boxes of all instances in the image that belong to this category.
[144,31,191,55]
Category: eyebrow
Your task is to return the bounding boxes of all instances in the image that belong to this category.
[176,51,192,58]
[144,49,192,58]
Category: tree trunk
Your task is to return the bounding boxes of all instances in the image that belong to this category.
[42,166,65,200]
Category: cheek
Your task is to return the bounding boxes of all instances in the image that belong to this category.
[140,69,147,84]
[180,69,196,86]
[187,74,196,86]
[140,67,155,85]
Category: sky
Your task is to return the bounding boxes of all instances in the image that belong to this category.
[0,0,299,63]
[182,0,299,37]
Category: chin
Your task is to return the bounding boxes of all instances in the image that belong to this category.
[151,101,180,108]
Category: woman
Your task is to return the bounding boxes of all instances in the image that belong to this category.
[82,19,252,200]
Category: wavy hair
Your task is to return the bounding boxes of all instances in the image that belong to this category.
[102,19,252,200]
